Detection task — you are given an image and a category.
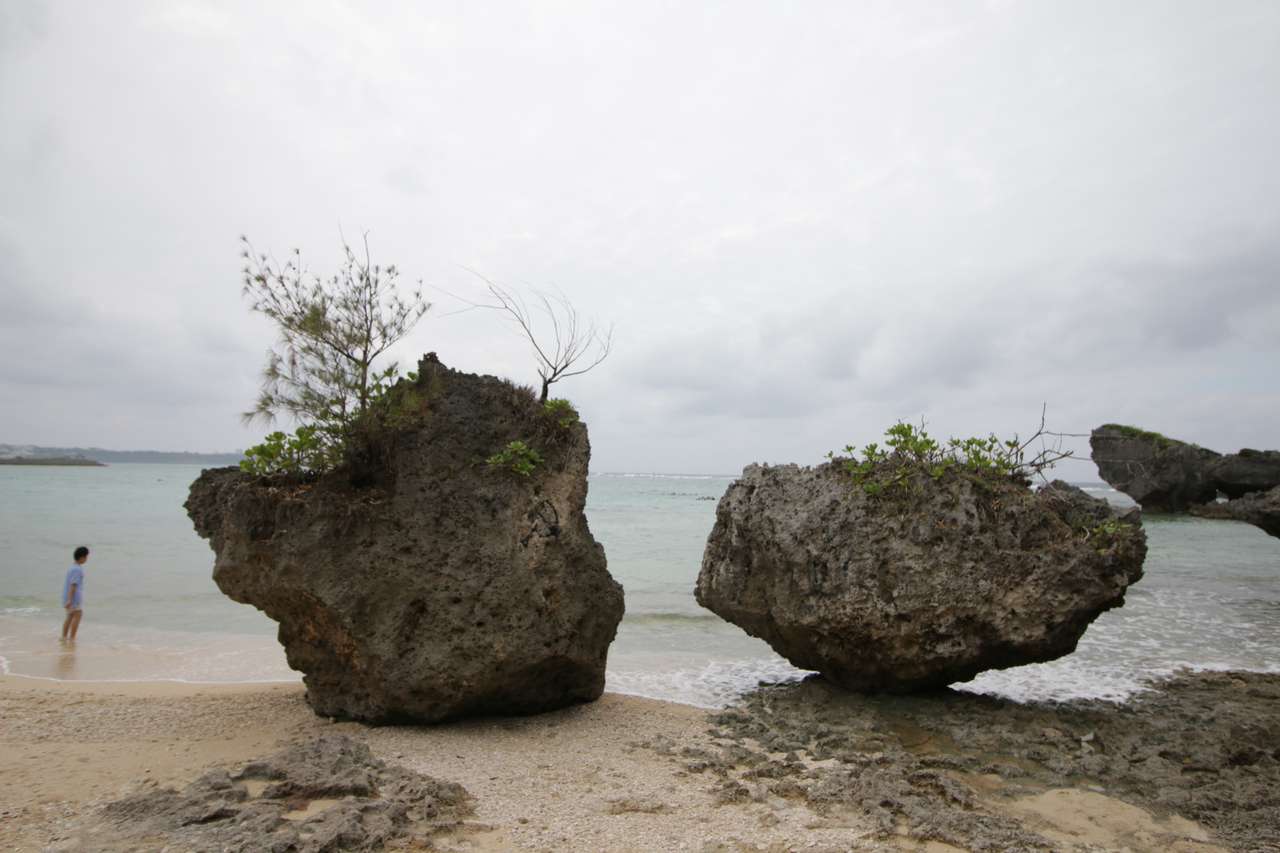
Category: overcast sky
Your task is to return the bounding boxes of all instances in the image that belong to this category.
[2,1,1277,475]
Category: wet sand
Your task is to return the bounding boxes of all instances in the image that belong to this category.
[0,615,294,683]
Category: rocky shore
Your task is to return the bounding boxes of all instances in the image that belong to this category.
[3,672,1274,851]
[691,670,1279,851]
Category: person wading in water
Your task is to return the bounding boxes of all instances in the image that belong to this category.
[61,545,90,643]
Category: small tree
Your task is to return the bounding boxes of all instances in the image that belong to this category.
[458,274,612,403]
[240,235,430,468]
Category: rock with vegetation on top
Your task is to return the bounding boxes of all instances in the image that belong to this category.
[186,353,623,723]
[1190,486,1280,538]
[696,465,1146,692]
[1089,424,1221,511]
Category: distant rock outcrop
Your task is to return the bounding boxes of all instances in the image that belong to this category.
[187,354,624,723]
[1089,424,1220,512]
[696,465,1146,692]
[1090,424,1280,539]
[1190,487,1280,538]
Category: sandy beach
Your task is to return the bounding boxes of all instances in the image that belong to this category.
[5,670,1271,852]
[1,676,856,852]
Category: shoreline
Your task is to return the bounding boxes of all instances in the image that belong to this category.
[4,671,1275,850]
[5,627,1277,707]
[0,670,301,689]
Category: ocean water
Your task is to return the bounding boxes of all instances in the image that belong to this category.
[1,464,1277,707]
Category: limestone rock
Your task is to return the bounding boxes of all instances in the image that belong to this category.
[1189,486,1280,538]
[187,354,623,723]
[1090,423,1280,533]
[85,736,471,851]
[1089,424,1220,511]
[696,465,1146,692]
[1209,449,1280,500]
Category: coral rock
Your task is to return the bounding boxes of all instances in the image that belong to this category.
[89,736,471,851]
[1208,449,1280,500]
[696,465,1146,692]
[187,354,623,723]
[1089,424,1220,511]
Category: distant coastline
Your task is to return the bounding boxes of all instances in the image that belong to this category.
[0,443,243,466]
[0,456,106,467]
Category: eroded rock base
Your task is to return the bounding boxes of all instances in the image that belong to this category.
[1190,486,1280,538]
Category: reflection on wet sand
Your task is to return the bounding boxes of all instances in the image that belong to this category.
[55,645,77,678]
[0,615,296,683]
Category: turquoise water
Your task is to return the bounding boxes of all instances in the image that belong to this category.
[0,464,266,633]
[1,464,1277,705]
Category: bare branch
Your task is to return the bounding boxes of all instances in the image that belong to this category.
[443,271,613,403]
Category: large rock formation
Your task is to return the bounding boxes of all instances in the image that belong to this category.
[1209,449,1280,500]
[696,465,1146,692]
[1190,486,1280,538]
[187,354,623,723]
[1090,424,1280,538]
[1089,424,1220,511]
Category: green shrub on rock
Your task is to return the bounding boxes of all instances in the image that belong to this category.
[1097,423,1208,452]
[1088,519,1136,552]
[829,421,1071,497]
[542,398,579,429]
[240,426,331,475]
[486,440,542,477]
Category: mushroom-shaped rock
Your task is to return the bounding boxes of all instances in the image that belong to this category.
[186,355,623,723]
[696,465,1146,692]
[1089,424,1220,511]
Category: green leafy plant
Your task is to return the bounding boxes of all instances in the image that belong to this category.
[1100,423,1197,451]
[829,419,1072,497]
[1087,519,1134,551]
[486,440,543,477]
[240,426,331,475]
[239,235,430,472]
[542,398,579,429]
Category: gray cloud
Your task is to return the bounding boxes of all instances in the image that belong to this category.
[2,1,1278,470]
[0,3,49,52]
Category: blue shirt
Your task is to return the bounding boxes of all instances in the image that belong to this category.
[63,565,84,608]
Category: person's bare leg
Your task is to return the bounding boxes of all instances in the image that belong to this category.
[61,611,74,641]
[67,610,82,641]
